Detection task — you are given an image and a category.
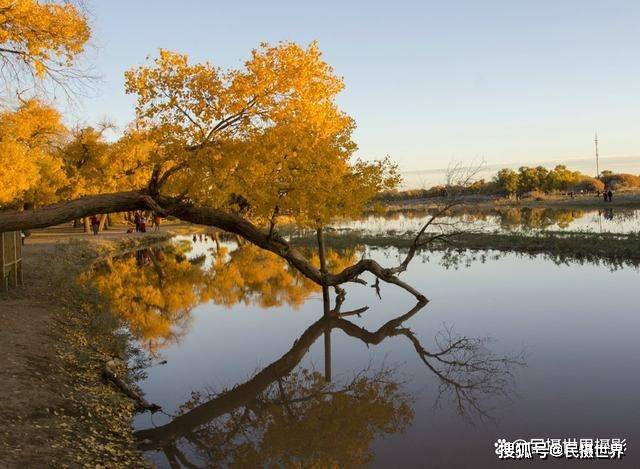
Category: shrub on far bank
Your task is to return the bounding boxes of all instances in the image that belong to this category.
[576,177,604,193]
[377,167,639,204]
[600,172,640,190]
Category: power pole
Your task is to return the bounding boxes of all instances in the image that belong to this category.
[595,132,600,178]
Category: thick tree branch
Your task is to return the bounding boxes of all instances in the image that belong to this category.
[0,191,154,232]
[165,200,428,301]
[0,190,458,301]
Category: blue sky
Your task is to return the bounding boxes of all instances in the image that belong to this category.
[73,0,640,178]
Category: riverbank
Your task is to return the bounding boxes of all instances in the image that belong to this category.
[290,230,640,270]
[0,229,172,467]
[379,190,640,212]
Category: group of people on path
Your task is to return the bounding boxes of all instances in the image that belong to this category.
[602,189,614,203]
[133,211,148,232]
[88,211,162,236]
[129,211,162,233]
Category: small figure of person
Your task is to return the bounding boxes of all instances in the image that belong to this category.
[607,189,613,203]
[90,215,99,235]
[140,213,147,233]
[134,211,141,232]
[154,214,161,232]
[603,189,609,202]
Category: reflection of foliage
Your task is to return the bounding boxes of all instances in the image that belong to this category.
[80,244,202,354]
[175,367,412,468]
[136,301,525,467]
[82,241,360,352]
[352,206,591,232]
[202,244,313,308]
[203,243,359,308]
[495,207,586,231]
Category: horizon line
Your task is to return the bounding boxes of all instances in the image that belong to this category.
[402,154,640,176]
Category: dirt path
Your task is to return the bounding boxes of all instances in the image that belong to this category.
[0,250,65,464]
[0,228,176,467]
[1,243,75,465]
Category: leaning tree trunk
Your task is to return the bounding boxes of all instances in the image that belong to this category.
[0,190,429,301]
[0,191,153,232]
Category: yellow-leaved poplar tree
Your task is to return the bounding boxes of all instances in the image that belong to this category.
[0,0,90,96]
[1,42,433,303]
[0,99,66,206]
[125,42,400,229]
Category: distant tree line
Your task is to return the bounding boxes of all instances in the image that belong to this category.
[379,165,640,202]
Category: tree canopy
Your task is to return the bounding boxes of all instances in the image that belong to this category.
[0,25,433,303]
[0,0,90,97]
[124,42,399,228]
[0,98,65,205]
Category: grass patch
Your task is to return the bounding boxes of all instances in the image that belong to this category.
[289,230,640,270]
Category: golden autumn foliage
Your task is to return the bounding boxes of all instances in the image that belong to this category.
[1,40,397,235]
[0,0,89,88]
[0,109,156,207]
[0,99,66,205]
[0,1,93,205]
[58,124,155,199]
[125,42,400,227]
[0,20,409,301]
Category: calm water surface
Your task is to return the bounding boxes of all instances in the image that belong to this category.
[89,235,640,468]
[335,207,640,235]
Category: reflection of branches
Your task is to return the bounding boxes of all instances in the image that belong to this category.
[135,300,525,467]
[401,325,525,422]
[279,162,488,302]
[155,364,410,468]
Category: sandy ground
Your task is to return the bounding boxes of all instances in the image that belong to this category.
[0,241,77,465]
[0,225,185,467]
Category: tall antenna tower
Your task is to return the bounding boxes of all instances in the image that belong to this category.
[594,132,600,178]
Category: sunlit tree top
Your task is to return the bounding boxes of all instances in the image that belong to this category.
[0,0,90,98]
[125,42,400,228]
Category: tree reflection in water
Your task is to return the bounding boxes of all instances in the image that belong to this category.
[135,299,525,468]
[82,239,525,467]
[80,240,360,354]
